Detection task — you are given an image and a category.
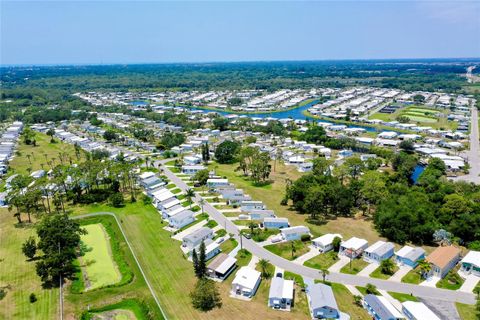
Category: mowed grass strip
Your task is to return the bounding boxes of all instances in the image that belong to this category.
[0,211,59,320]
[71,202,305,319]
[81,224,121,290]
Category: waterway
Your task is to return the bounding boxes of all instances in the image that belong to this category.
[188,100,381,133]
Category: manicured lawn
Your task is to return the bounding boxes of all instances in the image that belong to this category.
[401,268,423,284]
[264,240,310,261]
[0,212,59,320]
[170,188,181,194]
[284,271,305,288]
[387,292,418,302]
[369,262,398,280]
[235,249,252,267]
[436,267,464,290]
[251,228,280,242]
[303,251,339,270]
[80,224,121,290]
[340,258,369,275]
[456,302,476,320]
[330,283,371,320]
[219,238,238,254]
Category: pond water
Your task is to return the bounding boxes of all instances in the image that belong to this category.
[188,100,381,133]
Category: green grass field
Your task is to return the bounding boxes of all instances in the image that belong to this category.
[8,132,82,176]
[369,262,398,280]
[82,299,151,320]
[401,267,423,284]
[264,240,310,261]
[456,302,476,320]
[0,213,59,320]
[387,291,418,302]
[369,105,456,130]
[303,251,339,270]
[340,258,369,275]
[80,224,121,290]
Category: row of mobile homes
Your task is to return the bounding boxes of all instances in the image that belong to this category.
[425,246,461,279]
[307,282,349,319]
[460,250,480,277]
[363,241,395,263]
[280,226,310,241]
[264,217,289,229]
[182,227,213,250]
[181,165,205,175]
[339,237,369,259]
[168,209,195,229]
[395,246,425,268]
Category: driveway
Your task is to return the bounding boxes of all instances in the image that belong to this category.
[420,276,441,287]
[458,274,479,293]
[293,246,320,265]
[378,289,403,311]
[389,265,412,282]
[158,160,477,305]
[328,255,350,272]
[420,298,461,320]
[357,262,378,277]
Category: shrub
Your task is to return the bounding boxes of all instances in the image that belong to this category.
[301,234,311,242]
[109,193,125,208]
[280,198,288,206]
[29,293,37,303]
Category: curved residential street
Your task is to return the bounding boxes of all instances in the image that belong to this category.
[158,159,476,305]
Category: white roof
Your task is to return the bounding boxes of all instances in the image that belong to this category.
[396,245,414,257]
[282,279,294,300]
[216,256,237,274]
[365,240,386,254]
[154,190,175,202]
[341,237,368,250]
[162,198,180,209]
[313,233,342,246]
[402,301,441,320]
[232,267,261,290]
[461,251,480,266]
[376,295,404,318]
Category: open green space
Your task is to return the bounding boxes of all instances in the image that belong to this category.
[387,292,418,302]
[401,267,423,284]
[8,132,83,176]
[455,302,476,320]
[369,262,398,280]
[436,267,464,290]
[235,249,252,267]
[79,224,121,290]
[340,259,369,275]
[219,238,238,254]
[0,212,59,320]
[303,251,339,270]
[264,240,310,261]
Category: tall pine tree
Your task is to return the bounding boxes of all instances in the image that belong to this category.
[192,248,200,278]
[198,241,207,278]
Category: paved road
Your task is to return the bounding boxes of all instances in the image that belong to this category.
[158,160,476,305]
[452,106,480,184]
[72,212,169,320]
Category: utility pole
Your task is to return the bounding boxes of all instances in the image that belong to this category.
[239,233,243,250]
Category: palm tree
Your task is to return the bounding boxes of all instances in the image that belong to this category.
[258,259,270,279]
[320,268,329,282]
[418,259,431,279]
[247,222,258,235]
[185,188,195,208]
[199,198,206,214]
[291,241,297,259]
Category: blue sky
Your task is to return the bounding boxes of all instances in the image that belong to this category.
[1,1,479,65]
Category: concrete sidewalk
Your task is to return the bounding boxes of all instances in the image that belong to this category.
[293,246,320,265]
[357,262,378,277]
[328,255,350,272]
[389,265,412,282]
